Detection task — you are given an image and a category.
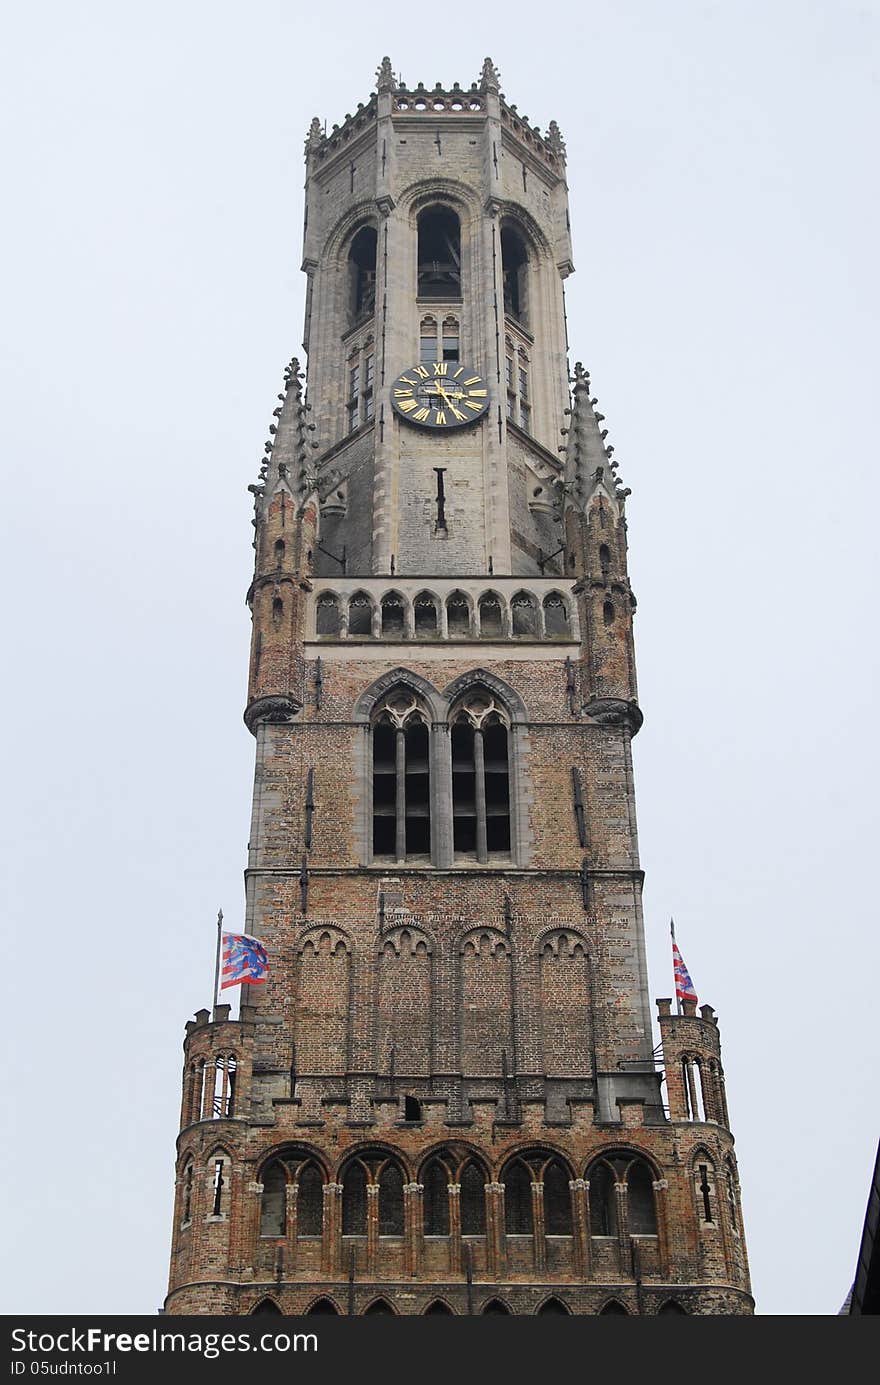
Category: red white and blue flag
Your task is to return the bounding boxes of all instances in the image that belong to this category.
[221,932,269,990]
[672,929,698,1006]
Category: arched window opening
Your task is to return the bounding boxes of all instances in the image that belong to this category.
[423,1159,451,1236]
[210,1156,227,1217]
[211,1055,236,1118]
[442,315,460,363]
[372,693,432,861]
[342,1162,368,1235]
[316,593,341,637]
[379,1163,404,1235]
[599,543,611,579]
[272,597,284,629]
[511,591,538,638]
[658,1300,687,1315]
[446,591,471,637]
[187,1059,206,1125]
[503,1161,533,1235]
[420,316,437,364]
[695,1161,715,1224]
[460,1161,486,1235]
[372,718,397,857]
[260,1161,287,1237]
[588,1161,617,1237]
[451,696,511,860]
[417,207,461,299]
[414,592,438,637]
[538,1297,570,1315]
[543,593,569,638]
[603,599,615,626]
[599,1300,628,1315]
[364,1299,395,1315]
[424,1300,454,1314]
[381,591,406,638]
[403,1095,422,1122]
[683,1057,706,1122]
[482,1299,511,1315]
[348,224,377,324]
[501,224,529,325]
[517,352,531,432]
[348,591,373,637]
[181,1161,193,1225]
[307,1298,340,1315]
[543,1160,573,1235]
[252,1298,282,1315]
[478,593,503,638]
[298,1163,324,1236]
[274,539,285,568]
[627,1160,657,1235]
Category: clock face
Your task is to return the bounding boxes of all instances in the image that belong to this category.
[390,362,490,430]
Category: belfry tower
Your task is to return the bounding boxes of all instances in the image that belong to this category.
[165,58,753,1316]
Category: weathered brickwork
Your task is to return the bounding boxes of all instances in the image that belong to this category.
[164,58,752,1316]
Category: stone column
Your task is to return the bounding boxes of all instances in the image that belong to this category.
[685,1058,701,1121]
[486,1182,505,1278]
[404,1182,423,1277]
[431,722,454,867]
[531,1181,546,1273]
[473,727,488,863]
[652,1179,670,1278]
[569,1178,589,1279]
[366,1183,380,1276]
[285,1182,298,1272]
[322,1182,342,1275]
[614,1182,629,1275]
[448,1183,462,1275]
[395,728,406,863]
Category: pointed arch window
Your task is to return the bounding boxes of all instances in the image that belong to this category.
[501,222,529,327]
[413,591,439,637]
[417,207,461,299]
[587,1153,658,1238]
[451,693,511,861]
[348,223,377,325]
[372,692,431,861]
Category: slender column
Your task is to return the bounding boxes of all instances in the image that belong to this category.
[432,723,454,867]
[486,1182,505,1277]
[614,1183,629,1274]
[323,1182,342,1275]
[531,1181,546,1273]
[473,727,488,863]
[581,1179,594,1279]
[652,1179,670,1278]
[404,1183,423,1276]
[201,1059,215,1121]
[395,728,406,863]
[366,1183,380,1275]
[569,1179,588,1279]
[285,1182,298,1272]
[448,1182,462,1275]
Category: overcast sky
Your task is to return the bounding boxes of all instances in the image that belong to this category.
[2,1,877,1317]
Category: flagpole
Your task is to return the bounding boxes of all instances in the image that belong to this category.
[213,908,223,1013]
[670,917,681,1015]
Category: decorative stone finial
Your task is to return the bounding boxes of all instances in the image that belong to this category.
[479,57,501,93]
[548,120,567,158]
[306,116,322,149]
[376,56,395,92]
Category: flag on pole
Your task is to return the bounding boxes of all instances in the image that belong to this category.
[221,932,269,990]
[671,921,698,1007]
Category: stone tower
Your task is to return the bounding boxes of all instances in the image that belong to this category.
[164,58,753,1316]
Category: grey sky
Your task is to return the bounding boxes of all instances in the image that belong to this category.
[2,1,877,1316]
